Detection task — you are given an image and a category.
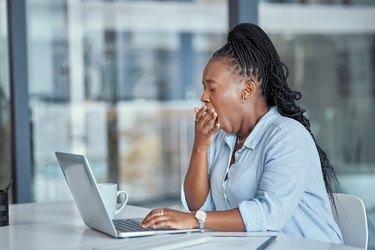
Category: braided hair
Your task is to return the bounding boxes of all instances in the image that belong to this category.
[212,23,337,207]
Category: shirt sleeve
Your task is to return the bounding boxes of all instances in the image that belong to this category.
[238,123,317,231]
[181,186,215,211]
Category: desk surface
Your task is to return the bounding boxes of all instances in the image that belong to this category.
[0,201,361,250]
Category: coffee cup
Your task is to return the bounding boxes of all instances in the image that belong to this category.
[98,183,128,219]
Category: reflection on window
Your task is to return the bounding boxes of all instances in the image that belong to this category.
[28,0,227,206]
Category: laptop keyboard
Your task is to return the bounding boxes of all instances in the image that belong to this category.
[113,219,152,232]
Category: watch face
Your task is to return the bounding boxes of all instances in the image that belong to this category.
[195,210,207,221]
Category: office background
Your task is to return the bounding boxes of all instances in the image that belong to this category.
[0,0,374,248]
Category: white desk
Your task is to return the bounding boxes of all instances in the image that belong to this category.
[0,201,361,250]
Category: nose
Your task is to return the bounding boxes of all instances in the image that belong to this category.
[200,89,210,104]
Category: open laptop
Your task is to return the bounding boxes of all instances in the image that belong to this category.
[55,152,199,238]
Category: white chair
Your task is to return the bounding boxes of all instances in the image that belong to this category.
[332,193,368,249]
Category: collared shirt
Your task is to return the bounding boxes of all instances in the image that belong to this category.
[182,106,343,244]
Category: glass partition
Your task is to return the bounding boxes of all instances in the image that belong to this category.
[0,0,12,200]
[261,2,375,247]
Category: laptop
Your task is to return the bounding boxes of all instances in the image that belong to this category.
[55,152,199,238]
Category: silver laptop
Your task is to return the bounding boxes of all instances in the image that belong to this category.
[55,152,198,238]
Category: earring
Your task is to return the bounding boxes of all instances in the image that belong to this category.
[242,95,248,103]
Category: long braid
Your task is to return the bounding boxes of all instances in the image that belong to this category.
[212,23,338,208]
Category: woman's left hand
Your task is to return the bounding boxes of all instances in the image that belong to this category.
[141,208,197,230]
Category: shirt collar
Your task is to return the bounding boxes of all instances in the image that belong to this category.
[224,132,236,150]
[244,106,280,149]
[223,106,280,150]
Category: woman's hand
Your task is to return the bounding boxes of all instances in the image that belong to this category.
[141,208,197,230]
[183,106,219,211]
[194,106,220,146]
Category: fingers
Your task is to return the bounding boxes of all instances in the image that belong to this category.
[195,106,217,128]
[209,120,220,135]
[142,209,195,230]
[142,208,168,229]
[194,106,207,121]
[202,110,215,124]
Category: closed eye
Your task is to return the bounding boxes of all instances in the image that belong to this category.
[202,80,217,92]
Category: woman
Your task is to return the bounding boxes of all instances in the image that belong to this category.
[141,23,343,244]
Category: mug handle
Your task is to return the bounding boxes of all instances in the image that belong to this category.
[115,191,128,216]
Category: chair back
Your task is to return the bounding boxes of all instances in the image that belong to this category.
[333,193,368,249]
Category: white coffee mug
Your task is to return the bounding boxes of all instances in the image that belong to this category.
[98,183,128,219]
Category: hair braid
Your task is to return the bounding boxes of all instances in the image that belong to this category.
[212,23,338,207]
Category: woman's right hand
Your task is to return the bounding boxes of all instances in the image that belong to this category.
[194,106,220,146]
[184,105,218,210]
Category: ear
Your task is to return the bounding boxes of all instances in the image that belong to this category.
[241,80,256,103]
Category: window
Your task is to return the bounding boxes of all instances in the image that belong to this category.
[27,0,228,206]
[260,1,375,247]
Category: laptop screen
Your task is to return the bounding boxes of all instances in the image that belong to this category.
[56,152,118,237]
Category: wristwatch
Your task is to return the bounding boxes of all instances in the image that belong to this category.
[194,210,207,232]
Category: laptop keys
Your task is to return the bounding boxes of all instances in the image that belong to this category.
[113,219,152,232]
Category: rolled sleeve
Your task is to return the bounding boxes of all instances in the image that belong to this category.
[239,199,267,231]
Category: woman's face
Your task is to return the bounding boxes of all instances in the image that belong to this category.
[200,58,245,133]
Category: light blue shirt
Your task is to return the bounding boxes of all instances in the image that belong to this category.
[182,106,343,244]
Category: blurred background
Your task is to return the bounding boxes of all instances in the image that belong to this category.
[1,0,375,247]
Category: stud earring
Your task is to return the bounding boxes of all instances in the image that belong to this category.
[242,95,248,103]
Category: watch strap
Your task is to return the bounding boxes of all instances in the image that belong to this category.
[198,219,205,232]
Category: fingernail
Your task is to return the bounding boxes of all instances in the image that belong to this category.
[194,107,199,113]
